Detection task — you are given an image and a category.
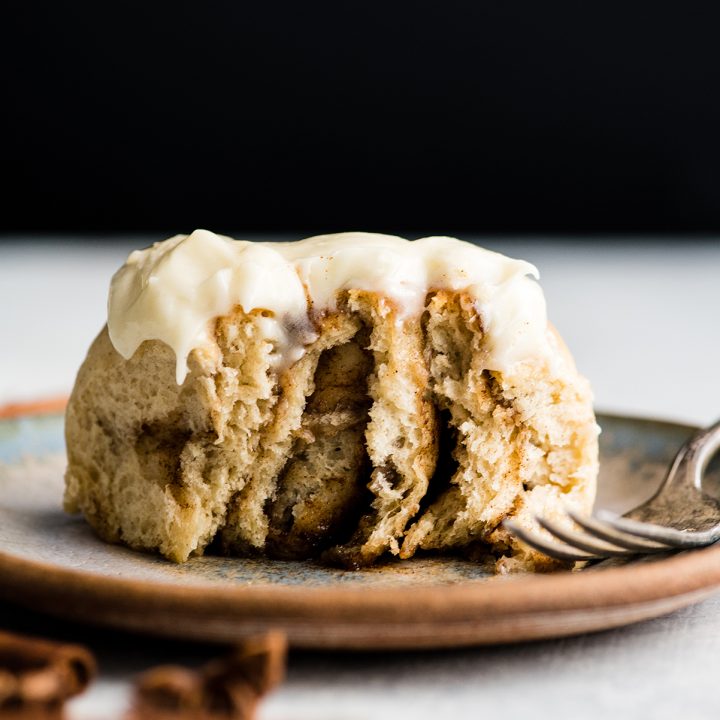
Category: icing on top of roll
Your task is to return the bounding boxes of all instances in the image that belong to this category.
[108,229,550,383]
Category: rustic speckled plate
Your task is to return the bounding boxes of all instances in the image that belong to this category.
[1,406,719,649]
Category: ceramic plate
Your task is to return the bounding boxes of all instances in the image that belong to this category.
[1,408,719,649]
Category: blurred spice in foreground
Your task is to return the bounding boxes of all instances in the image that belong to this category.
[128,631,287,719]
[0,629,96,718]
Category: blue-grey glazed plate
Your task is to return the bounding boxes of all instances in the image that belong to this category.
[1,409,719,649]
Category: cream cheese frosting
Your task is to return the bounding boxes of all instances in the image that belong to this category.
[108,229,550,383]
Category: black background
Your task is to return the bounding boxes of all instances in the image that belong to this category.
[4,1,720,236]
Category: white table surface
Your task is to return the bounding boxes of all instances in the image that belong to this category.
[1,235,720,719]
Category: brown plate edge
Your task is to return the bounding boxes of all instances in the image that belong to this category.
[0,396,68,419]
[2,536,720,649]
[1,401,719,648]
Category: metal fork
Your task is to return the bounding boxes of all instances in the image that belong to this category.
[504,419,720,563]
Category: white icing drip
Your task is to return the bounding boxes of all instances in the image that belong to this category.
[108,229,550,383]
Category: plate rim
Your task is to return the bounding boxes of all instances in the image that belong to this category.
[2,402,719,648]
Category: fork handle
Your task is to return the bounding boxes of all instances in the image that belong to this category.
[685,418,720,490]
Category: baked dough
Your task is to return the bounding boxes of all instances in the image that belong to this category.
[64,231,599,571]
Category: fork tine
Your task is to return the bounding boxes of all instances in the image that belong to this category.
[534,516,635,557]
[502,520,599,562]
[566,510,676,552]
[595,510,719,548]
